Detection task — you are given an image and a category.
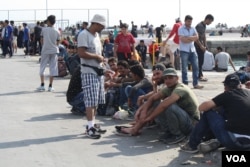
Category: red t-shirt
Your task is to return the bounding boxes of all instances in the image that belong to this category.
[149,43,159,54]
[115,33,135,53]
[168,22,182,44]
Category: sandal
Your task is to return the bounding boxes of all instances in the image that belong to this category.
[115,126,131,132]
[114,130,133,136]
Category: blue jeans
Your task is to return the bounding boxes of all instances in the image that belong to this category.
[180,51,199,86]
[68,92,86,112]
[119,85,127,108]
[124,85,149,110]
[157,104,193,136]
[189,110,250,150]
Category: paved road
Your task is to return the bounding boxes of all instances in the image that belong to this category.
[0,50,232,167]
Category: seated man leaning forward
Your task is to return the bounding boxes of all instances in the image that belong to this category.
[116,68,200,145]
[180,73,250,153]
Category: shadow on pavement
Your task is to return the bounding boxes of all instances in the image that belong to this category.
[0,90,44,96]
[25,113,84,122]
[0,134,83,149]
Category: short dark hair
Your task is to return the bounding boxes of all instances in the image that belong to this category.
[247,51,250,56]
[205,14,214,21]
[184,15,193,21]
[128,60,140,67]
[130,64,145,79]
[108,57,117,64]
[47,15,56,25]
[217,46,223,51]
[10,20,14,24]
[83,22,88,26]
[120,23,128,29]
[117,60,129,69]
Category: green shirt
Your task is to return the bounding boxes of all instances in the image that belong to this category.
[161,83,199,119]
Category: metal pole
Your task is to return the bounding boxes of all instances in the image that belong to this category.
[107,9,109,28]
[61,9,63,29]
[179,0,181,19]
[88,9,90,23]
[46,0,48,17]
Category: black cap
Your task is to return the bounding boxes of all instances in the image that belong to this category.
[222,74,240,86]
[152,63,166,71]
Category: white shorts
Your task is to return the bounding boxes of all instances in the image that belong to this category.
[39,54,58,76]
[167,40,179,53]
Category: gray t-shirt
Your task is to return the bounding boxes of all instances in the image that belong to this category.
[215,52,230,69]
[41,27,60,55]
[77,30,102,74]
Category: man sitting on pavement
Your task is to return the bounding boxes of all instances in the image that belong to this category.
[180,73,250,153]
[66,66,85,115]
[116,68,200,145]
[214,46,236,72]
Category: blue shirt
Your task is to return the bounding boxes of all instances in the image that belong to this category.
[178,25,197,53]
[4,25,13,41]
[23,27,29,41]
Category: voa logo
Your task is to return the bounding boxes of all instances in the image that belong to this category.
[226,155,247,163]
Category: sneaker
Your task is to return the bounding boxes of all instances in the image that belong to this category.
[164,134,186,145]
[86,127,101,139]
[86,124,107,134]
[180,142,199,153]
[194,85,204,89]
[198,139,220,153]
[37,85,45,91]
[48,87,54,92]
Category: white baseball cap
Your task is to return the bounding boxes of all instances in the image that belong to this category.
[91,14,106,27]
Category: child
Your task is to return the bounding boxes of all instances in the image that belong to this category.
[103,39,114,58]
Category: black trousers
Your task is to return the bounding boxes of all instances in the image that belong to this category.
[195,46,205,78]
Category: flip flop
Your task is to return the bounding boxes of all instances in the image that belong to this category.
[114,130,133,136]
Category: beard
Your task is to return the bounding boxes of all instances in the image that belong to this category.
[157,78,164,85]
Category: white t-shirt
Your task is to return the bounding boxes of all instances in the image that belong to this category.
[202,51,215,71]
[215,52,230,69]
[77,30,103,74]
[41,27,60,55]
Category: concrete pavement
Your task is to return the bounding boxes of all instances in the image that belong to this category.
[0,50,232,167]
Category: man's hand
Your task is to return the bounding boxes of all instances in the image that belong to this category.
[137,95,144,106]
[96,55,104,62]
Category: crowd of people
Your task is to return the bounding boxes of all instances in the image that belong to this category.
[1,13,250,155]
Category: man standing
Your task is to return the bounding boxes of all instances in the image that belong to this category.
[33,21,42,55]
[2,20,13,58]
[37,15,60,92]
[181,73,250,153]
[23,23,30,56]
[195,14,214,81]
[135,40,147,68]
[77,14,107,139]
[178,15,203,89]
[114,23,136,62]
[163,18,182,68]
[10,20,18,54]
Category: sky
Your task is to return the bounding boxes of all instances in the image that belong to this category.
[0,0,248,29]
